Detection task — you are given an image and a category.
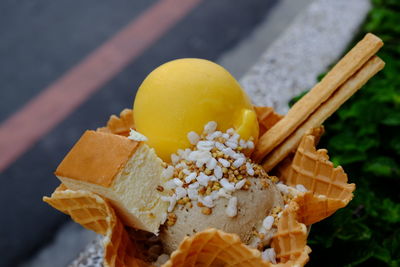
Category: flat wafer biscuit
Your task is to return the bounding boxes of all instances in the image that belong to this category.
[262,56,385,171]
[253,33,383,162]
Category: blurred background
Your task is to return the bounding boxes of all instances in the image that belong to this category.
[0,0,399,266]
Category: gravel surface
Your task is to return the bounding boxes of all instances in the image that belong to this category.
[68,0,370,266]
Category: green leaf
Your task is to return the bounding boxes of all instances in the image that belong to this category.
[390,135,400,155]
[382,112,400,126]
[363,156,399,177]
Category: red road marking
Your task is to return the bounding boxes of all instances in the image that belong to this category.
[0,0,202,172]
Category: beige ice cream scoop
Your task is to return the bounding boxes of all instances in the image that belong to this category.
[160,178,284,253]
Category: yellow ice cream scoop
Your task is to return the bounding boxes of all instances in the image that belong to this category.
[133,58,258,162]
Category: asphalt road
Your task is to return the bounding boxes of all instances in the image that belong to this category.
[0,0,278,266]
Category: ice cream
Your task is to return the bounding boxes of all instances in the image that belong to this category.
[133,58,259,162]
[157,122,284,253]
[161,178,283,253]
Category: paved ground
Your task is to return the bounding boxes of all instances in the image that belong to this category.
[0,0,280,266]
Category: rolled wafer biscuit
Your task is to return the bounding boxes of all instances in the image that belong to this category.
[262,56,385,171]
[253,33,383,162]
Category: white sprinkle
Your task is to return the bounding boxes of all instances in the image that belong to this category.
[222,133,230,139]
[215,141,225,151]
[161,166,174,179]
[209,175,217,181]
[232,152,243,160]
[220,178,235,191]
[164,180,177,190]
[262,248,276,264]
[233,157,245,168]
[185,172,197,183]
[210,190,219,200]
[262,216,274,231]
[246,162,255,176]
[296,184,308,192]
[188,150,211,164]
[161,196,170,202]
[197,140,214,151]
[226,196,238,217]
[182,169,190,175]
[183,148,191,160]
[247,140,255,149]
[239,139,247,148]
[188,182,199,189]
[235,179,246,190]
[217,188,232,198]
[197,173,210,186]
[227,128,235,134]
[218,158,230,168]
[175,187,187,199]
[161,195,177,212]
[214,165,223,179]
[225,141,238,149]
[277,183,289,194]
[206,157,217,170]
[187,188,198,200]
[175,162,187,169]
[206,131,222,141]
[204,121,217,134]
[128,128,148,141]
[232,133,240,141]
[171,154,180,164]
[173,178,183,187]
[187,131,200,145]
[200,196,215,208]
[177,149,184,156]
[168,198,177,212]
[259,227,267,235]
[195,160,204,168]
[222,147,235,157]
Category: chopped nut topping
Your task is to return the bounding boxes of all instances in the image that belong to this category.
[166,213,177,226]
[201,207,212,215]
[156,185,164,192]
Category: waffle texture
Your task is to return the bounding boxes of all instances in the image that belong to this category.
[43,185,148,267]
[277,135,355,225]
[97,109,135,136]
[271,202,311,265]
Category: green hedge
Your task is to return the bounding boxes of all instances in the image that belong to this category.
[304,0,400,266]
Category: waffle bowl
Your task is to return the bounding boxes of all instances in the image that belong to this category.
[43,105,356,267]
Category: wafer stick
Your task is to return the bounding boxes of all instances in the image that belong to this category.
[262,56,385,171]
[253,33,383,162]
